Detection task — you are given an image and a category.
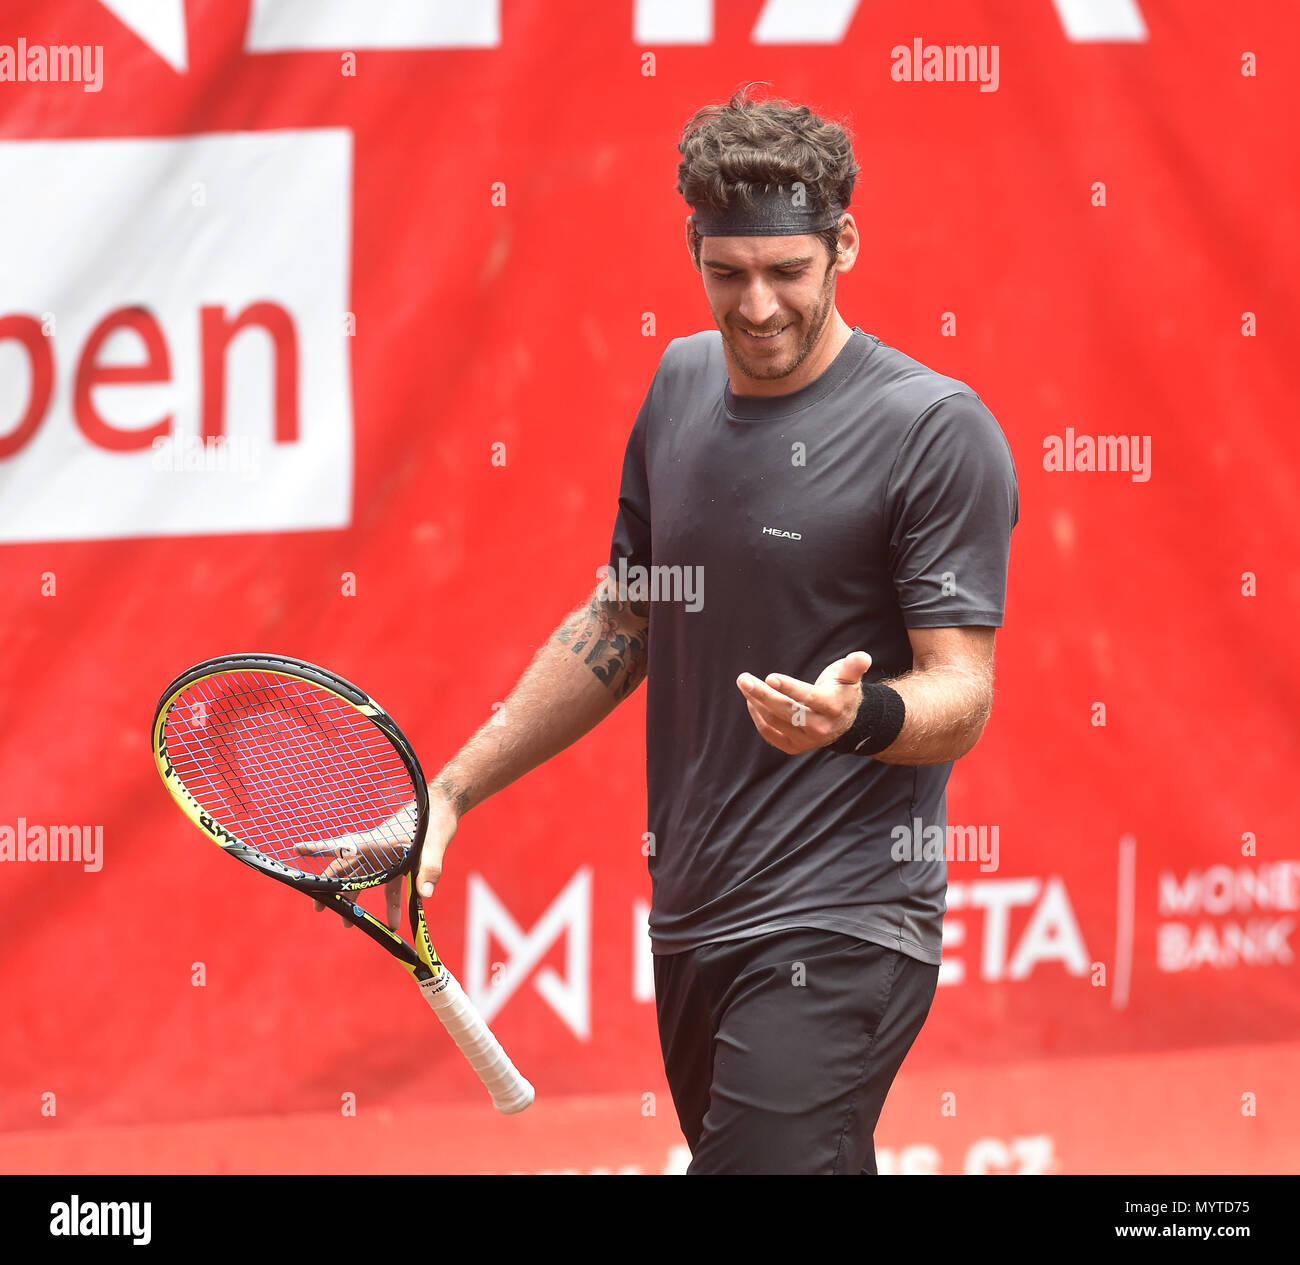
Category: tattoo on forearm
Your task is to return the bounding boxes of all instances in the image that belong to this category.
[433,773,472,817]
[556,594,649,700]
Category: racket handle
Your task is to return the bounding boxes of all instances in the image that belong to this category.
[418,969,535,1114]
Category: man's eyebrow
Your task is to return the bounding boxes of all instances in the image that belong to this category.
[701,255,816,271]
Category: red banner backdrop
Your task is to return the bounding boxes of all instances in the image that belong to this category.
[1,0,1296,1174]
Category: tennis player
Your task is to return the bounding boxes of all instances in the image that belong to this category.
[410,87,1019,1174]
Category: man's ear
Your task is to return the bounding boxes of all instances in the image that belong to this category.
[684,216,701,272]
[832,212,859,273]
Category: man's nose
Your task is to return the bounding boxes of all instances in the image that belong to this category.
[737,280,781,328]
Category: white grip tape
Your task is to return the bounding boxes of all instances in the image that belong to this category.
[418,970,535,1114]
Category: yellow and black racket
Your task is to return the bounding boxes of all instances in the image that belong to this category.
[152,652,534,1114]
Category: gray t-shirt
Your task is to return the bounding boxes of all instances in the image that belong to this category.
[609,327,1019,964]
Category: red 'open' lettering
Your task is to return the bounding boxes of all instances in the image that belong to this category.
[0,315,54,459]
[0,301,302,458]
[74,305,173,451]
[200,302,299,443]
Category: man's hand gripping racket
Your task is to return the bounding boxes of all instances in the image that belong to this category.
[152,653,534,1114]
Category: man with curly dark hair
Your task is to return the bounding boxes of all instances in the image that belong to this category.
[410,85,1018,1175]
[607,84,1019,1174]
[676,86,861,390]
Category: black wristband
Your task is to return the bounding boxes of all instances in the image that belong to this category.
[828,682,906,755]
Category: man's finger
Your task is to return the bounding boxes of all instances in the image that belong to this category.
[385,878,403,930]
[294,838,358,883]
[736,672,806,720]
[294,839,346,858]
[744,692,791,731]
[417,837,447,899]
[311,894,350,928]
[761,671,821,708]
[831,650,873,684]
[318,855,356,884]
[746,699,796,752]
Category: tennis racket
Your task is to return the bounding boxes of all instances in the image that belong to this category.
[151,652,534,1114]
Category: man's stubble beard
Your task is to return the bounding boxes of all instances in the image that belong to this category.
[722,262,838,382]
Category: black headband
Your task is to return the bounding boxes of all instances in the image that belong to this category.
[690,185,845,237]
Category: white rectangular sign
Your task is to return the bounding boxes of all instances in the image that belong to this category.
[0,129,353,542]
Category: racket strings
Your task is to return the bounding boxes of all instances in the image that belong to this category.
[197,686,405,828]
[168,683,411,878]
[163,670,417,882]
[174,674,412,839]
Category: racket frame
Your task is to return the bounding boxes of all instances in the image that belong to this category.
[153,652,535,1114]
[152,653,439,978]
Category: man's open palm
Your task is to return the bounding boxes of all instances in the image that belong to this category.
[736,650,873,754]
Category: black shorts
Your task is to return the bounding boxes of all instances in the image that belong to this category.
[653,926,940,1175]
